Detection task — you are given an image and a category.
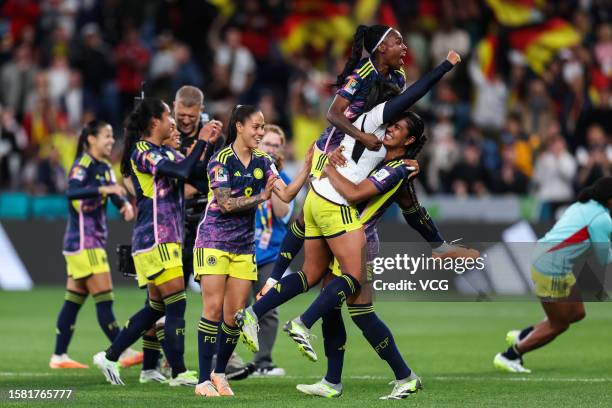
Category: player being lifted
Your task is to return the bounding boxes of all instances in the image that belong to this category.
[93,98,221,386]
[235,49,461,360]
[193,105,313,397]
[50,120,136,369]
[495,176,612,373]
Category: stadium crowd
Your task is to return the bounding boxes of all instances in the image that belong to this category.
[0,0,610,212]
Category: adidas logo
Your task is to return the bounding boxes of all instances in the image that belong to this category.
[234,170,242,176]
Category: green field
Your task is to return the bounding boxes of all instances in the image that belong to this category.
[1,287,611,407]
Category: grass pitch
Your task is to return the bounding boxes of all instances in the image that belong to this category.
[1,287,611,407]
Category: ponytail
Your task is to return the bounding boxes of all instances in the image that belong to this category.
[120,98,166,177]
[335,24,393,88]
[226,104,260,147]
[336,25,367,87]
[75,120,109,160]
[577,176,612,206]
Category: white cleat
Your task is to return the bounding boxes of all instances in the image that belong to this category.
[93,351,124,385]
[296,379,342,398]
[283,318,317,362]
[506,330,521,347]
[167,370,198,387]
[494,353,531,373]
[252,366,286,377]
[380,377,423,400]
[235,307,260,353]
[139,369,168,383]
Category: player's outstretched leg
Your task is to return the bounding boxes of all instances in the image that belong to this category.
[236,270,310,353]
[140,326,167,383]
[296,306,345,398]
[94,298,165,385]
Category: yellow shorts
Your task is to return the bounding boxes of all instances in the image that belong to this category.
[310,145,328,178]
[193,247,257,281]
[133,243,183,288]
[65,248,110,280]
[304,190,362,239]
[531,267,576,299]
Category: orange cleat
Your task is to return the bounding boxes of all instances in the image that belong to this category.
[119,348,143,368]
[211,372,234,396]
[195,380,220,397]
[49,354,89,369]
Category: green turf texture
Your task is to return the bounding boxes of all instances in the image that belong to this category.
[1,287,610,407]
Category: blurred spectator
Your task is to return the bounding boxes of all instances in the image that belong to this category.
[22,146,66,195]
[430,9,470,74]
[209,27,256,100]
[0,106,27,188]
[61,70,83,130]
[448,143,489,197]
[518,79,555,139]
[594,23,612,76]
[426,114,460,192]
[533,134,577,220]
[115,25,150,118]
[491,144,529,194]
[468,55,508,132]
[47,55,70,104]
[575,124,611,190]
[1,44,37,120]
[500,113,534,178]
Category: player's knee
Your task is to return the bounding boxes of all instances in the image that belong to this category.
[204,302,223,321]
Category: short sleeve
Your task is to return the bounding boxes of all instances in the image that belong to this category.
[207,158,230,190]
[367,163,409,194]
[132,145,169,175]
[337,70,366,101]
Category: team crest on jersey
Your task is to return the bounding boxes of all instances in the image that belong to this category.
[253,168,263,179]
[146,151,164,166]
[373,168,390,182]
[215,167,228,182]
[343,78,359,95]
[71,166,87,181]
[206,255,217,266]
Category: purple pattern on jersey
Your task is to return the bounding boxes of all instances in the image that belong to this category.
[63,155,113,253]
[195,147,277,254]
[130,141,184,253]
[316,58,406,153]
[359,161,409,236]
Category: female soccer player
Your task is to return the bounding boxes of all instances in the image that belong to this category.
[93,98,221,386]
[193,105,313,397]
[494,176,612,373]
[236,52,461,360]
[50,120,135,369]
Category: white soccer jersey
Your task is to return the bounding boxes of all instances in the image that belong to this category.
[311,102,388,205]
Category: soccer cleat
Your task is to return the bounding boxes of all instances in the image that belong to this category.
[235,307,259,353]
[296,380,342,398]
[158,356,172,379]
[283,318,317,362]
[211,372,234,396]
[494,353,531,373]
[93,351,124,385]
[226,362,255,381]
[167,370,198,386]
[139,369,167,383]
[49,354,89,369]
[380,377,423,400]
[119,347,143,368]
[195,380,220,397]
[432,240,480,262]
[505,330,520,347]
[252,365,286,377]
[226,352,245,371]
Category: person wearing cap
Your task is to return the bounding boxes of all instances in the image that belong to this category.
[494,176,612,373]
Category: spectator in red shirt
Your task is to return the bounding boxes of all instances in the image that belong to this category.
[114,25,150,118]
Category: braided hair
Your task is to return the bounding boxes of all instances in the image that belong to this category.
[335,24,393,88]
